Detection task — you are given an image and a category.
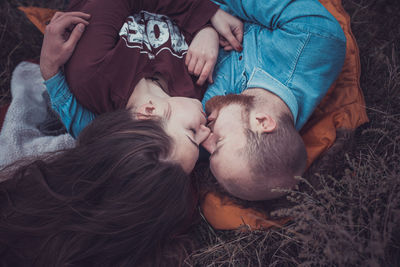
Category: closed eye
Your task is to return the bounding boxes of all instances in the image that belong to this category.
[186,135,199,148]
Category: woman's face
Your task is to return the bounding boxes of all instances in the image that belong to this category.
[162,97,210,173]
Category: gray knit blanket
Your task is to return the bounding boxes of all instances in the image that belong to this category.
[0,62,75,169]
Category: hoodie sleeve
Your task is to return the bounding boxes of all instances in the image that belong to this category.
[45,72,96,138]
[139,0,219,36]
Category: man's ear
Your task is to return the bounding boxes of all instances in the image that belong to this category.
[136,102,156,120]
[255,113,276,133]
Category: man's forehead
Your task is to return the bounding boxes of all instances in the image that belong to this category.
[213,104,250,129]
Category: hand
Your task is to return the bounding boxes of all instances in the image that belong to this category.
[210,8,243,52]
[185,27,219,85]
[40,12,90,81]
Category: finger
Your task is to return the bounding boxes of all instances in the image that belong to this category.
[222,31,242,52]
[187,57,198,74]
[58,16,90,32]
[50,12,64,23]
[64,23,86,50]
[219,39,230,47]
[219,36,227,43]
[197,62,212,85]
[233,24,244,44]
[207,73,213,84]
[57,12,91,21]
[207,66,214,84]
[219,36,231,47]
[223,45,233,51]
[185,52,191,66]
[193,59,205,76]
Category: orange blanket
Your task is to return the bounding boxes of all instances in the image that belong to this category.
[19,0,368,230]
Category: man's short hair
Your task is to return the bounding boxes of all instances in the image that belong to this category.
[231,113,307,201]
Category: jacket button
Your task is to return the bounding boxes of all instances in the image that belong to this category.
[239,55,243,60]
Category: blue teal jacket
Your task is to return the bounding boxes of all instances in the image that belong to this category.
[45,0,346,138]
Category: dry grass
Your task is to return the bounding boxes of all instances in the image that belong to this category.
[1,0,399,266]
[0,0,66,105]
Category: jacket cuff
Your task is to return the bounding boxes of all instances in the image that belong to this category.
[43,71,70,108]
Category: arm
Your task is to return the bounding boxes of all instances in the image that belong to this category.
[66,0,220,69]
[40,11,96,138]
[210,8,243,51]
[142,0,247,53]
[40,11,90,81]
[139,0,219,37]
[44,72,96,138]
[214,0,345,40]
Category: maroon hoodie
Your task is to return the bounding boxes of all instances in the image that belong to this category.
[65,0,219,114]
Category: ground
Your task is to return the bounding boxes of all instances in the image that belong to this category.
[1,0,399,266]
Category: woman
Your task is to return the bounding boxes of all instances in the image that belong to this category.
[41,0,243,173]
[0,3,243,265]
[0,109,196,266]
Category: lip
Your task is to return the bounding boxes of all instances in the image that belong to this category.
[207,121,214,131]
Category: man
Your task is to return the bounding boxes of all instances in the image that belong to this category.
[201,0,346,201]
[43,0,345,201]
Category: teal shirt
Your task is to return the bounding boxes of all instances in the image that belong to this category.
[45,0,345,137]
[44,72,96,138]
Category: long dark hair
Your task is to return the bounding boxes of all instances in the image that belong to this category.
[0,109,196,266]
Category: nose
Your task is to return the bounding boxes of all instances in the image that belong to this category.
[201,132,218,153]
[207,109,218,124]
[196,124,211,144]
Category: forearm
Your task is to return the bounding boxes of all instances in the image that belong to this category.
[141,0,219,36]
[44,72,96,138]
[215,0,344,39]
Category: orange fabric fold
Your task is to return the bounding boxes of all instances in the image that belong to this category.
[202,193,291,230]
[18,6,57,34]
[19,1,368,231]
[300,0,369,167]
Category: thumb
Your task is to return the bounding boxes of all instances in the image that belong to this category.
[65,23,85,49]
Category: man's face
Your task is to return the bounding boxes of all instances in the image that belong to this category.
[201,95,254,187]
